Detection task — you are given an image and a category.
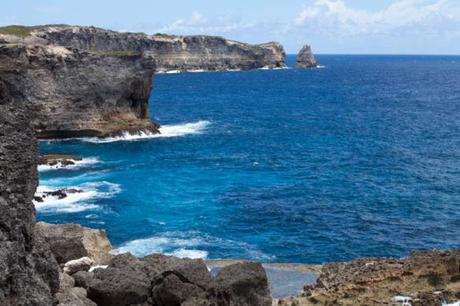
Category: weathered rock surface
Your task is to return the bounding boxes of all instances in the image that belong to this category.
[214,262,272,306]
[276,249,460,306]
[0,78,60,305]
[63,257,94,275]
[35,222,113,265]
[0,43,158,138]
[81,253,272,306]
[296,45,317,68]
[28,25,286,71]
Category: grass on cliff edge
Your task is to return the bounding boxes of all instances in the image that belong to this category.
[0,25,69,37]
[99,50,142,57]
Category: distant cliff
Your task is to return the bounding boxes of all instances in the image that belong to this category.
[0,44,158,138]
[27,25,286,71]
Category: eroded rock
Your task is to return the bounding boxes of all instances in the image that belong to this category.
[0,77,60,305]
[0,43,158,138]
[63,257,94,275]
[296,45,317,68]
[35,222,113,265]
[214,262,272,306]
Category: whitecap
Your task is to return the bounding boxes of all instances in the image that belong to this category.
[38,157,99,172]
[78,120,210,143]
[167,249,208,259]
[443,303,460,306]
[114,231,272,261]
[33,181,121,213]
[165,70,181,74]
[316,65,326,69]
[187,69,206,73]
[115,236,203,257]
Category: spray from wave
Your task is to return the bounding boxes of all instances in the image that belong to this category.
[114,231,274,260]
[38,157,99,172]
[79,120,210,144]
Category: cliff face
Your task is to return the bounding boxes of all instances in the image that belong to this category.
[0,79,60,305]
[31,26,286,71]
[0,44,158,138]
[296,45,317,68]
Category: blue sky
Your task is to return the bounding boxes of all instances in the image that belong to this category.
[2,0,459,54]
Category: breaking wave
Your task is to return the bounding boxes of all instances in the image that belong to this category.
[114,231,273,261]
[79,120,210,143]
[33,181,121,213]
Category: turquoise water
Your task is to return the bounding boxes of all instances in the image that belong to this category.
[37,55,460,264]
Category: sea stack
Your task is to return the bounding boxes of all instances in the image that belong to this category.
[296,44,318,68]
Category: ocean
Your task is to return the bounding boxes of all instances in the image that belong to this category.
[37,55,460,264]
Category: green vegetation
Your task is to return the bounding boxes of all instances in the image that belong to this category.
[0,24,70,37]
[154,33,175,38]
[100,50,141,57]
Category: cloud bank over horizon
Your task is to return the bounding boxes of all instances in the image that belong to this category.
[1,0,459,54]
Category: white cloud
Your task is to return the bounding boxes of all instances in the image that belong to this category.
[156,11,257,35]
[294,0,458,36]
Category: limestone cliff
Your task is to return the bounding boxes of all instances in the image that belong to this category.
[29,25,286,71]
[0,78,60,305]
[0,44,158,138]
[296,45,317,68]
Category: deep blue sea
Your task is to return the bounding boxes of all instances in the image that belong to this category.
[37,55,460,264]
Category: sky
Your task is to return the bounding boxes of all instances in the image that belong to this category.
[2,0,459,54]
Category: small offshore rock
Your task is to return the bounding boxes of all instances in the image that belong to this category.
[296,45,317,68]
[38,154,82,167]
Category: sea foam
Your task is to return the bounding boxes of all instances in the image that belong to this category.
[115,235,208,259]
[33,181,121,213]
[79,120,210,143]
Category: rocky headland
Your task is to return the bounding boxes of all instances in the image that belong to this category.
[0,43,158,138]
[1,25,286,72]
[296,45,318,68]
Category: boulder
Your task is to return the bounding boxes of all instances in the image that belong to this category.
[59,272,75,292]
[63,257,94,275]
[35,222,112,264]
[151,259,213,306]
[72,271,95,289]
[214,262,272,306]
[296,45,317,68]
[87,254,151,306]
[55,287,97,306]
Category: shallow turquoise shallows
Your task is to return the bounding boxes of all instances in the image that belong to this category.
[37,55,460,263]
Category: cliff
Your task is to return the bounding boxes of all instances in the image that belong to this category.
[0,79,60,305]
[4,25,286,71]
[296,45,317,68]
[0,76,273,305]
[0,43,158,138]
